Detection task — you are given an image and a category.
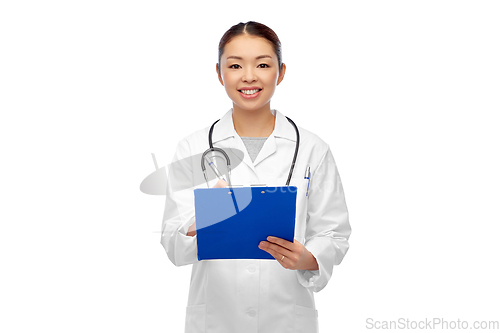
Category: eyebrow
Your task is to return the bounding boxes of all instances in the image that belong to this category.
[226,55,273,60]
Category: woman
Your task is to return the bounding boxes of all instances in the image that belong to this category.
[161,21,351,333]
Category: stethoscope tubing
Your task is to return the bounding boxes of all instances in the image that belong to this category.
[201,116,300,187]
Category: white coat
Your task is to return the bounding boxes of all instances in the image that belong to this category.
[161,108,351,333]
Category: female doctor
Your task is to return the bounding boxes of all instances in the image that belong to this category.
[161,21,351,333]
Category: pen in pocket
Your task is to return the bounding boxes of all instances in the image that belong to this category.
[304,166,311,196]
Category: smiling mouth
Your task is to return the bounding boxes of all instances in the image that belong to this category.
[238,88,262,95]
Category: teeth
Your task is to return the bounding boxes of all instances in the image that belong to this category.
[241,89,259,95]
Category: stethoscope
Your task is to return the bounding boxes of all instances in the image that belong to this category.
[201,116,300,188]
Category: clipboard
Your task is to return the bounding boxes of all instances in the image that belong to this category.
[194,186,297,260]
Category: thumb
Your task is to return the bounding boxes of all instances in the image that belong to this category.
[212,179,229,188]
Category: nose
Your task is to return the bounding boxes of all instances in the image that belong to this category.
[242,66,257,83]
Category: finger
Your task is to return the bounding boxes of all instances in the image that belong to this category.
[259,241,294,260]
[262,247,289,267]
[266,236,296,251]
[212,179,228,188]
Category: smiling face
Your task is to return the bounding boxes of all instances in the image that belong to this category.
[216,34,286,114]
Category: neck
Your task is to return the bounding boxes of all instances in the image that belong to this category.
[232,103,276,137]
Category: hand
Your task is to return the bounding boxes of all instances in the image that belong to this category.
[187,222,197,237]
[258,236,319,271]
[213,179,228,188]
[187,178,229,237]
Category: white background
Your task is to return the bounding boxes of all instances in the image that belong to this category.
[1,1,499,332]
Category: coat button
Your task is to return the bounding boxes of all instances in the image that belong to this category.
[247,265,256,273]
[248,309,257,317]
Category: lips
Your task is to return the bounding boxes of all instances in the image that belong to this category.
[238,88,262,99]
[238,87,262,94]
[238,86,261,90]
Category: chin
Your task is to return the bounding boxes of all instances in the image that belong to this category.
[235,103,269,112]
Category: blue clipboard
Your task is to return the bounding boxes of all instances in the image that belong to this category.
[194,186,297,260]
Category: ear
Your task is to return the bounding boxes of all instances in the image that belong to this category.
[216,63,224,86]
[277,63,286,86]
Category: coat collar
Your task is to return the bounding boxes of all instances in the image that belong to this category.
[209,108,298,176]
[211,108,297,144]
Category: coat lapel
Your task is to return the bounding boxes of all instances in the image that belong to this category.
[252,109,298,166]
[252,134,276,167]
[211,108,298,179]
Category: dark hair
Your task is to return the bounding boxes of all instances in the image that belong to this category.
[218,21,283,73]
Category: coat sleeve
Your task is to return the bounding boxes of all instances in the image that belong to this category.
[160,139,199,266]
[296,146,351,292]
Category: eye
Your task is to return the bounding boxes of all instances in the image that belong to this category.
[258,64,270,68]
[229,64,241,69]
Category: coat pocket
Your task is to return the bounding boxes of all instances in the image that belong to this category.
[293,304,318,333]
[185,304,206,333]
